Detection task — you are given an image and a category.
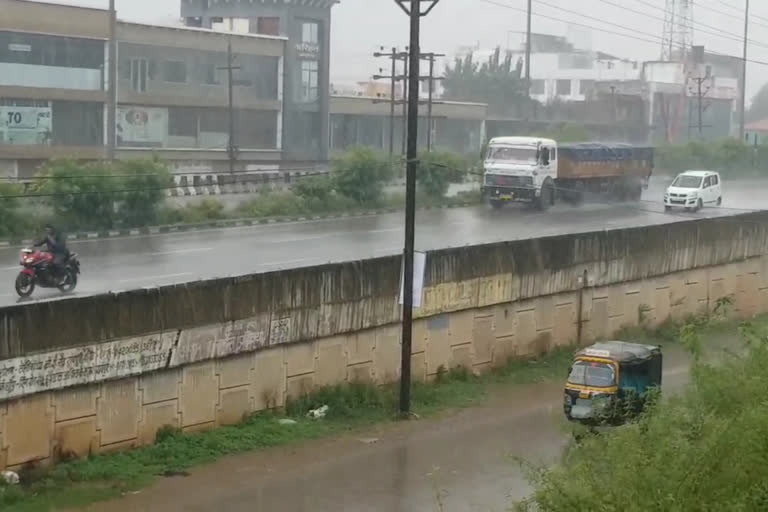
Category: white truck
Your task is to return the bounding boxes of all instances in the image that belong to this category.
[481,136,654,210]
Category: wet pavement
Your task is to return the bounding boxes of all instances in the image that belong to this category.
[0,178,763,307]
[85,343,695,512]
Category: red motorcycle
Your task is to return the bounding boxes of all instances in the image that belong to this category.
[15,248,81,298]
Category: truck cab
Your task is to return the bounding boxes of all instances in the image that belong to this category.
[482,136,558,210]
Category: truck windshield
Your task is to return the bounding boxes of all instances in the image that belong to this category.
[672,175,703,188]
[568,361,615,387]
[486,146,537,163]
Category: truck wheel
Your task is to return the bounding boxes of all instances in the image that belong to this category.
[489,199,504,210]
[537,182,554,211]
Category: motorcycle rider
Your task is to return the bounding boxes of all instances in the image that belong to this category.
[34,224,68,281]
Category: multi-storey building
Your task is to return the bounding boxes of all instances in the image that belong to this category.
[0,0,286,178]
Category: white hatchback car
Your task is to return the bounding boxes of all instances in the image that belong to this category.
[664,170,722,212]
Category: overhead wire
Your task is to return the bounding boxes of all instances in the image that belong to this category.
[624,0,768,49]
[702,0,768,26]
[477,0,768,66]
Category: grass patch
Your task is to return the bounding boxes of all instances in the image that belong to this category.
[1,348,569,512]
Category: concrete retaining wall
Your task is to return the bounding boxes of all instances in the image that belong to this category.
[0,212,767,469]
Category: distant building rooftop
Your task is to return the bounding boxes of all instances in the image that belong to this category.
[745,119,768,133]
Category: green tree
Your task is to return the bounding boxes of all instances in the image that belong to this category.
[747,82,768,122]
[38,159,116,231]
[38,158,171,231]
[0,183,23,238]
[417,151,467,200]
[331,146,392,204]
[442,47,530,115]
[115,158,170,227]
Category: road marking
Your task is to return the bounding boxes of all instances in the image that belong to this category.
[1,266,18,271]
[118,272,193,283]
[150,247,213,257]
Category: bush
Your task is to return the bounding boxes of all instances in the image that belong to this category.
[38,159,117,231]
[114,158,170,228]
[0,183,23,238]
[37,159,170,231]
[516,320,768,512]
[160,199,226,225]
[235,191,308,218]
[655,138,768,176]
[417,151,468,200]
[293,175,334,203]
[331,146,392,204]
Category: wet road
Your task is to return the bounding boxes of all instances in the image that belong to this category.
[0,178,763,306]
[86,343,697,512]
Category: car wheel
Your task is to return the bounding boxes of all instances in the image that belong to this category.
[694,199,703,212]
[717,196,722,206]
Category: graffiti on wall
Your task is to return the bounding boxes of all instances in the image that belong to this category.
[0,333,176,401]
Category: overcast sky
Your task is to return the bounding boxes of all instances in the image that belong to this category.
[41,0,768,101]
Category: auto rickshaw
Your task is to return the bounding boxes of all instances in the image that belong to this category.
[563,341,662,425]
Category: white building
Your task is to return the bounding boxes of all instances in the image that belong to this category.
[454,35,642,104]
[642,48,742,142]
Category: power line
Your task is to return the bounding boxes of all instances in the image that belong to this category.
[477,0,768,66]
[627,0,768,48]
[551,0,768,52]
[701,0,768,26]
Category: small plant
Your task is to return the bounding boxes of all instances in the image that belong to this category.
[713,295,734,321]
[155,424,182,443]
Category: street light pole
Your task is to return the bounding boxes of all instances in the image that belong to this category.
[394,0,441,416]
[218,37,241,174]
[739,0,750,142]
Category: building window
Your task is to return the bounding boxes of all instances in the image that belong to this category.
[556,79,572,96]
[242,55,279,99]
[203,61,220,85]
[162,60,187,83]
[255,17,280,36]
[130,58,148,93]
[302,22,319,44]
[300,60,319,102]
[530,79,545,95]
[0,31,103,69]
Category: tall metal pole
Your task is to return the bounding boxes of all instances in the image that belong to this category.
[401,51,409,157]
[427,54,435,152]
[697,78,704,138]
[227,37,235,174]
[107,0,117,160]
[389,48,397,160]
[739,0,749,142]
[400,0,420,416]
[524,0,532,118]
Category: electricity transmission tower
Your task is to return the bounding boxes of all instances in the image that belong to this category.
[661,0,694,61]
